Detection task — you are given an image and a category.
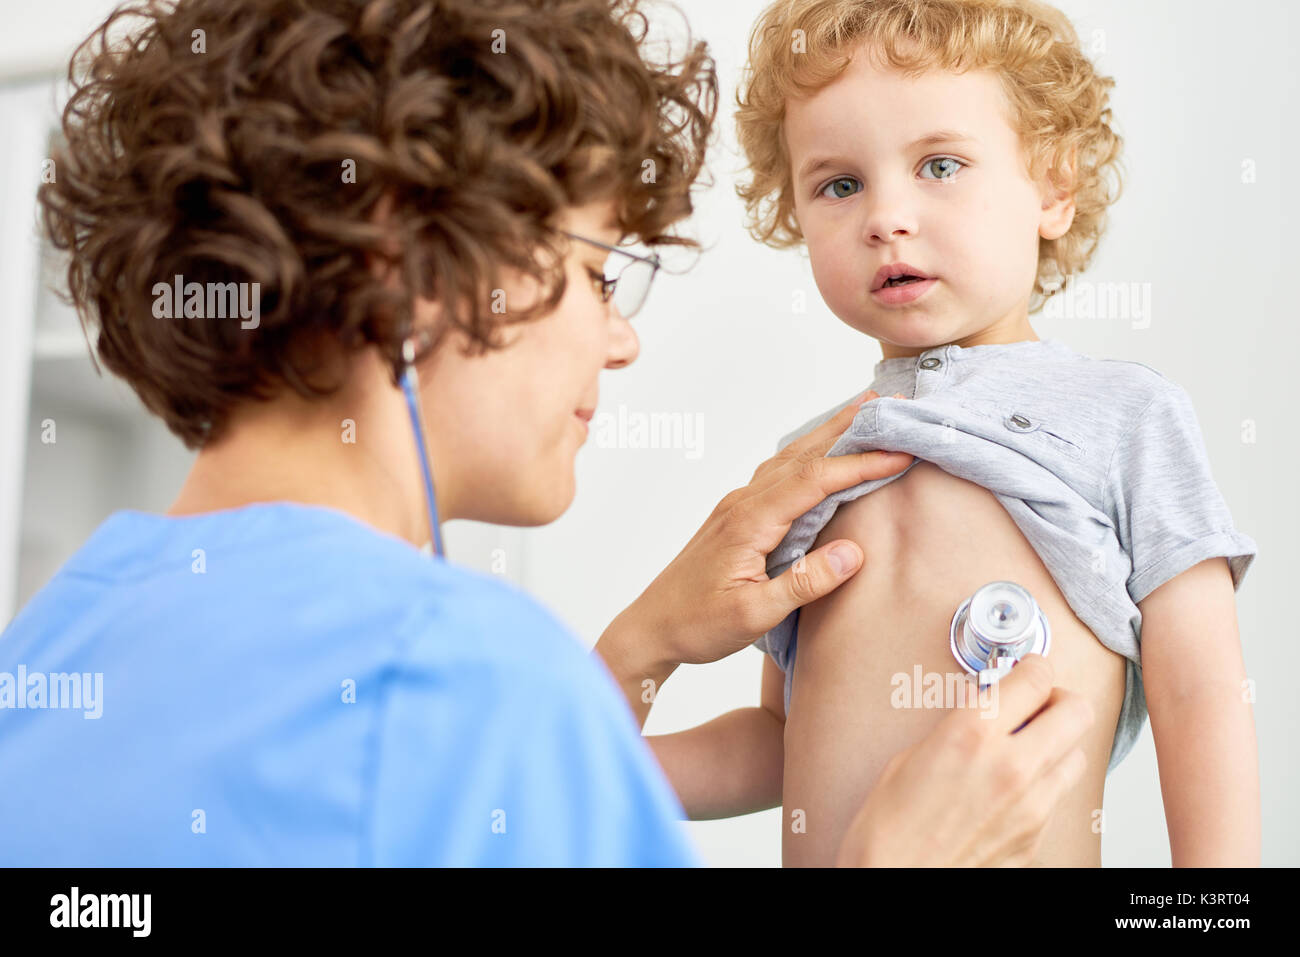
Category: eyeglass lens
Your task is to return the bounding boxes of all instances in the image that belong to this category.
[605,254,655,318]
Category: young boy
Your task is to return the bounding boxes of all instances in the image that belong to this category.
[648,0,1260,866]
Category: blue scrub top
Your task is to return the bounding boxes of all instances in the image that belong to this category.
[0,503,701,866]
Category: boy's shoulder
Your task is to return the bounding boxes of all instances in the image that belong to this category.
[990,339,1176,399]
[1069,351,1206,442]
[936,339,1186,418]
[993,344,1200,450]
[1082,351,1180,397]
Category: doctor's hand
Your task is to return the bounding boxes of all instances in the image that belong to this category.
[596,389,914,710]
[835,654,1094,867]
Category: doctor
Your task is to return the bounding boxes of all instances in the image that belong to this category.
[3,0,1092,865]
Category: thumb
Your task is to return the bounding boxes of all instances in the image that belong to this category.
[764,540,864,618]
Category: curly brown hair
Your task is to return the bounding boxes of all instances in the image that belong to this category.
[38,0,718,449]
[734,0,1124,315]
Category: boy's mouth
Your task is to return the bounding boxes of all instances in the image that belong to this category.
[872,263,934,292]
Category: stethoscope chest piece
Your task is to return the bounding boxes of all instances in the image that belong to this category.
[950,580,1051,688]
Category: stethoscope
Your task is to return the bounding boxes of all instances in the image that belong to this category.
[950,580,1051,688]
[397,334,445,560]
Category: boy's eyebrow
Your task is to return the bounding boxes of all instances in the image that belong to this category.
[796,130,980,182]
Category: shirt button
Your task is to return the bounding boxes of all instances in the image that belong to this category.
[919,357,942,370]
[1009,414,1032,429]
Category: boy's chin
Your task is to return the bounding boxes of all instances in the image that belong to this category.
[858,322,949,352]
[841,308,936,337]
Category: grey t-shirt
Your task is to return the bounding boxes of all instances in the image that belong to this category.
[754,337,1257,773]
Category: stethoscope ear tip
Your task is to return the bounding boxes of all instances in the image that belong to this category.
[402,328,436,366]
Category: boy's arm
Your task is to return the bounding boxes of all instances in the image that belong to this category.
[644,654,786,820]
[1138,556,1260,866]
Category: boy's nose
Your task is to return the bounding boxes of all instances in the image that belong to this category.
[862,193,917,244]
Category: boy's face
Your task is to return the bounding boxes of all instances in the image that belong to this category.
[785,45,1074,358]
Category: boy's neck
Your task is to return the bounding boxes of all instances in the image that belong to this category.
[878,316,1040,360]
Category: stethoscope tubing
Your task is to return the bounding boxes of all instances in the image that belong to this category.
[399,349,445,559]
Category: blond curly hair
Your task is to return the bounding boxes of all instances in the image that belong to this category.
[735,0,1124,314]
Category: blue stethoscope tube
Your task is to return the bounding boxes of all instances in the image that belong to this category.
[399,338,444,559]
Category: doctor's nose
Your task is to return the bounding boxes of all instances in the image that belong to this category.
[604,311,640,370]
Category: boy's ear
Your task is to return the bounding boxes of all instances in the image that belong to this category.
[1038,152,1077,241]
[1039,190,1075,242]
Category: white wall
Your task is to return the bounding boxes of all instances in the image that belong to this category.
[0,0,141,81]
[2,0,1295,868]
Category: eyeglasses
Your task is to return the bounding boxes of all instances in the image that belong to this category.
[560,230,662,319]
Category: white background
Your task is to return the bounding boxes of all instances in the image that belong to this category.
[2,0,1296,867]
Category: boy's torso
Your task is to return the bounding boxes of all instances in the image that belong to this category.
[781,458,1126,866]
[773,339,1163,865]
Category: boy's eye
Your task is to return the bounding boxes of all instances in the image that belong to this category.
[817,157,967,199]
[820,177,861,200]
[920,156,966,180]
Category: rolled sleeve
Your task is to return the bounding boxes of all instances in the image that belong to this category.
[1104,383,1258,607]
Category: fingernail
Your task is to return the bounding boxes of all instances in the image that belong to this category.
[893,392,906,399]
[828,544,859,576]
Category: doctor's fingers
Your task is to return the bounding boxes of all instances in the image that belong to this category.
[993,682,1095,788]
[946,684,1092,864]
[954,650,1051,737]
[969,735,1088,868]
[999,745,1089,867]
[738,449,916,556]
[748,391,876,488]
[910,684,1089,866]
[750,392,913,497]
